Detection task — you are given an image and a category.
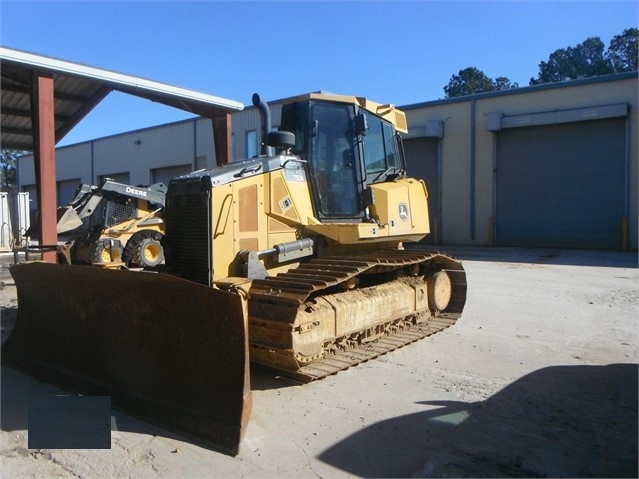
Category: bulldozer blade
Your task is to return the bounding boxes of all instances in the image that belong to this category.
[56,206,83,234]
[2,262,251,456]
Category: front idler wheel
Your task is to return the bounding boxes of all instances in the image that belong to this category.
[427,270,452,311]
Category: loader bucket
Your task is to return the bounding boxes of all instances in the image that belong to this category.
[56,206,83,234]
[2,262,251,456]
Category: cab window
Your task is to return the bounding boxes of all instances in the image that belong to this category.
[362,116,398,181]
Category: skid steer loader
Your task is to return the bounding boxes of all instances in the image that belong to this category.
[56,178,166,268]
[3,92,466,456]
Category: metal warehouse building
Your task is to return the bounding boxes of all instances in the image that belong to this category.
[18,72,638,250]
[401,73,637,251]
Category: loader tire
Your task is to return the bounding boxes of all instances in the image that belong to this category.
[92,241,123,265]
[125,230,164,268]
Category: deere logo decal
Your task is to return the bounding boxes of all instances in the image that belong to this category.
[125,186,148,197]
[399,203,409,221]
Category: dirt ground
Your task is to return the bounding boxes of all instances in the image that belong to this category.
[0,246,637,478]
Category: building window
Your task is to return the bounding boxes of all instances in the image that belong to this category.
[246,130,257,158]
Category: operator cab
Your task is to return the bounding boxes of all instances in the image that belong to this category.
[279,93,406,221]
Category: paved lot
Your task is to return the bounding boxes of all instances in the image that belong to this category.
[1,246,637,478]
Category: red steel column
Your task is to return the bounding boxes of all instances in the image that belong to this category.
[32,73,58,263]
[213,112,232,166]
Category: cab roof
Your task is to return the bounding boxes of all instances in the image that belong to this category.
[281,91,408,134]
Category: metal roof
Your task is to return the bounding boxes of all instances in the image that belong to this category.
[0,46,244,151]
[400,71,639,111]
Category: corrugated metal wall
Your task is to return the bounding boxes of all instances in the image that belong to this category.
[195,118,215,168]
[232,104,282,160]
[93,121,195,185]
[17,118,217,203]
[56,143,93,182]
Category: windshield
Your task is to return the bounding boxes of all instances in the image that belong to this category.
[308,102,359,217]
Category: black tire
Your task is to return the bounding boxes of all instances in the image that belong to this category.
[56,251,69,264]
[123,230,164,268]
[92,240,123,265]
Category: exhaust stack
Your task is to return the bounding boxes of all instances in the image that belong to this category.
[252,93,272,156]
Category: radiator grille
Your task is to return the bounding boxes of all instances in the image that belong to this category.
[165,190,212,286]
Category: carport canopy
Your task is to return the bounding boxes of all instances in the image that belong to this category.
[0,46,244,261]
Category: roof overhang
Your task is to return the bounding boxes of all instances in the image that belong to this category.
[1,46,244,150]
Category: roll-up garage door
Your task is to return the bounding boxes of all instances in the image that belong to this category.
[403,138,439,244]
[496,118,626,249]
[57,178,81,207]
[152,165,192,188]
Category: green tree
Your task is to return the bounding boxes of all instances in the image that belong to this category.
[530,37,610,85]
[530,29,637,85]
[493,76,519,91]
[607,28,638,73]
[444,67,518,98]
[1,149,20,192]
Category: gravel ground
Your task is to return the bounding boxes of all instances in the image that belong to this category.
[0,246,637,478]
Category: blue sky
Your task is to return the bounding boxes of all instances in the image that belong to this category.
[1,1,636,146]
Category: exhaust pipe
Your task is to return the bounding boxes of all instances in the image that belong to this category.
[251,93,272,156]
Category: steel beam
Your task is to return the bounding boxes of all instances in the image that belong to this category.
[213,112,232,165]
[31,72,57,262]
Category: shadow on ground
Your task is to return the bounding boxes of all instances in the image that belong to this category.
[0,346,307,453]
[0,363,209,450]
[248,365,305,390]
[406,244,638,269]
[317,363,638,478]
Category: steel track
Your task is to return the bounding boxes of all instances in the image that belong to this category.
[248,250,467,382]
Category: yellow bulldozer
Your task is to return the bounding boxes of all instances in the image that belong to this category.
[3,92,467,456]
